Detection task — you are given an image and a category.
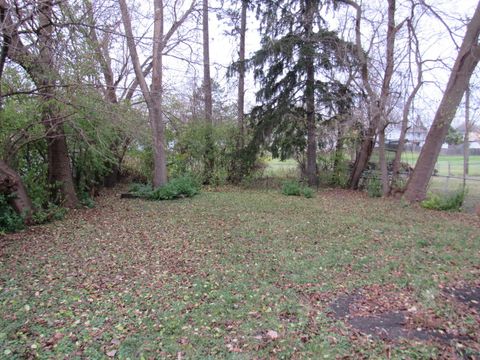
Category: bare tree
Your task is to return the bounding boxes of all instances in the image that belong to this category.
[203,0,213,123]
[119,0,196,188]
[404,1,480,202]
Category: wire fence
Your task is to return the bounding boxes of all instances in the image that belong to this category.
[428,161,480,213]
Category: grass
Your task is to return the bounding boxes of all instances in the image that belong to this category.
[1,188,479,358]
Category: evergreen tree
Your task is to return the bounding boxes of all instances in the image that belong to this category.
[248,0,354,186]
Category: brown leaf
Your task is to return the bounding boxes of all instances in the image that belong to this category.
[266,330,279,340]
[106,350,117,357]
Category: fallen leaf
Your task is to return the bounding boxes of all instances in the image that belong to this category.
[266,330,279,340]
[106,350,117,357]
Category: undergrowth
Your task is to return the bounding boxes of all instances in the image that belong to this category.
[129,176,201,200]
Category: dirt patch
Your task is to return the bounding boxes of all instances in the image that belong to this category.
[329,285,472,346]
[445,285,480,312]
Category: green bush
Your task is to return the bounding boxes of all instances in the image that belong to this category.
[421,188,466,212]
[281,180,314,198]
[366,172,382,198]
[302,186,314,198]
[130,176,201,201]
[0,194,25,234]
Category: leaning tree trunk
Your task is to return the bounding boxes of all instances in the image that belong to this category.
[463,85,470,184]
[0,160,33,222]
[348,0,398,190]
[404,1,480,202]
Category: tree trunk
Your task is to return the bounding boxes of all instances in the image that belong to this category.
[38,0,78,208]
[347,0,398,190]
[463,85,470,184]
[404,2,480,202]
[0,160,33,222]
[203,0,213,123]
[304,0,317,187]
[237,0,247,149]
[151,0,168,187]
[378,125,389,196]
[119,0,169,188]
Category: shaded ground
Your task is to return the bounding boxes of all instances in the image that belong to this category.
[1,188,479,358]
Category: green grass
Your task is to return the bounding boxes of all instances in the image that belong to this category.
[1,189,479,358]
[402,153,480,176]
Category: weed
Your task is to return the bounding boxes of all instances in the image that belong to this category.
[421,187,466,212]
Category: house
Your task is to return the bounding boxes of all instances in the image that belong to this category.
[386,116,429,151]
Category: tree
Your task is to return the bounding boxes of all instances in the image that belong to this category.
[404,1,480,202]
[338,0,404,191]
[248,0,352,187]
[119,0,196,188]
[203,0,213,123]
[0,0,78,208]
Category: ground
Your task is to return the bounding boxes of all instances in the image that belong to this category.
[1,188,479,359]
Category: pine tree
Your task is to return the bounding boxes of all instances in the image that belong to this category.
[248,0,354,186]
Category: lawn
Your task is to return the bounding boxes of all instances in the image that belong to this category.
[1,189,479,358]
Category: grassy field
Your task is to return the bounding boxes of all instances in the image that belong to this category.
[265,156,480,212]
[1,189,479,358]
[401,153,480,177]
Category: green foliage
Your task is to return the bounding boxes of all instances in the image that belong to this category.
[421,188,466,212]
[366,172,382,198]
[445,126,463,146]
[318,152,349,188]
[130,176,201,201]
[0,194,25,233]
[31,203,67,224]
[169,122,238,185]
[281,180,314,198]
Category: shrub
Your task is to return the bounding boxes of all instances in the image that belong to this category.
[421,188,466,212]
[0,194,24,234]
[302,186,314,198]
[282,180,302,196]
[366,172,382,198]
[281,180,314,198]
[130,176,201,201]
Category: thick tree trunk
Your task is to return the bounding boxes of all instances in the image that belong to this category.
[203,0,213,123]
[0,160,33,222]
[349,117,377,189]
[38,0,78,207]
[404,2,480,202]
[463,85,470,182]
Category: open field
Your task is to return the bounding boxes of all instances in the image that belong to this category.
[265,156,480,212]
[1,189,479,358]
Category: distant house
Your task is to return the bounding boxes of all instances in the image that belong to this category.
[456,123,480,149]
[386,116,429,151]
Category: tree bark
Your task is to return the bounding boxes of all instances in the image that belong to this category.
[463,85,470,183]
[119,0,168,188]
[0,160,33,222]
[203,0,213,123]
[38,0,78,208]
[404,1,480,202]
